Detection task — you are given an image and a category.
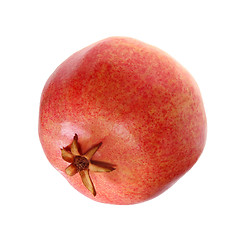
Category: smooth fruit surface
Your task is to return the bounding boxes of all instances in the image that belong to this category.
[39,37,207,205]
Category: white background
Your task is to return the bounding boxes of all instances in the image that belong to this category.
[1,0,246,239]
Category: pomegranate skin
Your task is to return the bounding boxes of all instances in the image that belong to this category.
[39,37,207,205]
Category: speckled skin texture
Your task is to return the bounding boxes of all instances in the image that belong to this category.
[39,37,207,205]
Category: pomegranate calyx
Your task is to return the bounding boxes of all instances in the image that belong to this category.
[61,134,115,196]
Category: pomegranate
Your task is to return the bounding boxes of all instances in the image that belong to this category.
[39,37,207,205]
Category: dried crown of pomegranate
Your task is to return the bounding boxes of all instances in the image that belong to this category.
[61,134,115,196]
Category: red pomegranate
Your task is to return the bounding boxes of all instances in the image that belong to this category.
[39,37,207,205]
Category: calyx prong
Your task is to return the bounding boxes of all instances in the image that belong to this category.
[65,164,78,176]
[61,148,74,163]
[89,163,115,172]
[79,169,96,196]
[70,134,81,156]
[83,142,102,160]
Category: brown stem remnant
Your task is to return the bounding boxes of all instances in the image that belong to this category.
[61,134,115,196]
